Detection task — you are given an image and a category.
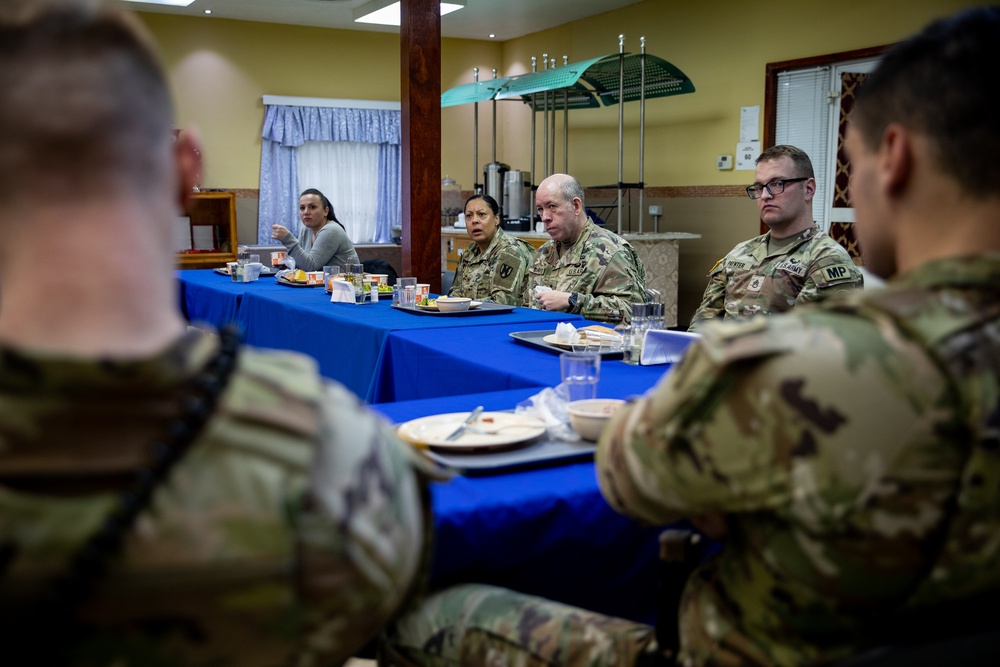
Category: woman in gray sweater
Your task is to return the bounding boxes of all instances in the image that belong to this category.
[271,188,360,271]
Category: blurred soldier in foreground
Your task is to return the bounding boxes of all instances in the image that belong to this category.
[0,1,435,663]
[384,6,1000,666]
[689,145,862,331]
[525,174,647,324]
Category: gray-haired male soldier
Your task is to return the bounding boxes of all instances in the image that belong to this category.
[525,173,647,324]
[0,1,436,664]
[384,6,1000,666]
[689,144,862,331]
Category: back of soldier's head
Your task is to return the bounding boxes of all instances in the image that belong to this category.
[853,6,1000,197]
[0,0,173,210]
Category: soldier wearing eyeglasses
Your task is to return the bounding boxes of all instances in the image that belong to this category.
[688,144,862,331]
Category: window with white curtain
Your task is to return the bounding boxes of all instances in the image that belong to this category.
[775,58,878,233]
[297,140,380,244]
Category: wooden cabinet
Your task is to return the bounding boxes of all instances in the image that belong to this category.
[177,191,237,269]
[441,229,548,272]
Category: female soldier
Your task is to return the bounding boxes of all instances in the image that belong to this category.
[449,194,534,305]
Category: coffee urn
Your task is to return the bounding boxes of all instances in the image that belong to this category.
[482,162,509,215]
[504,170,532,230]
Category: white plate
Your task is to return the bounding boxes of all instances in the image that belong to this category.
[542,330,619,349]
[415,300,483,312]
[397,412,546,451]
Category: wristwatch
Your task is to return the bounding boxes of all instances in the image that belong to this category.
[567,292,580,311]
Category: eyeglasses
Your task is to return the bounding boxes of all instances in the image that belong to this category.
[746,177,808,200]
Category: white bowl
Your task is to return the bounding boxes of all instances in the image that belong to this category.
[566,398,627,441]
[436,296,472,312]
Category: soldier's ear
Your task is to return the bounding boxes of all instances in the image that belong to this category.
[803,177,817,201]
[881,123,913,197]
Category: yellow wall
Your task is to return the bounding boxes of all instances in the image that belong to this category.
[140,0,979,191]
[492,0,979,187]
[140,0,980,326]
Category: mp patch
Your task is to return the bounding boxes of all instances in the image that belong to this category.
[822,264,854,284]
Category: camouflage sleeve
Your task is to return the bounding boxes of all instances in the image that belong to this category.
[295,380,442,664]
[796,246,864,304]
[579,248,646,324]
[486,246,531,306]
[447,260,463,297]
[688,261,727,331]
[596,312,953,527]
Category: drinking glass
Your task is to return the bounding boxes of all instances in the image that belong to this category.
[647,302,665,331]
[570,330,591,353]
[400,277,417,307]
[350,263,364,301]
[560,351,601,402]
[620,327,639,365]
[323,265,340,292]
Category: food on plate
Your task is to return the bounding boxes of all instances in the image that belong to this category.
[291,269,308,282]
[419,296,438,306]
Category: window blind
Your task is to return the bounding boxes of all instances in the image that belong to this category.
[775,67,832,232]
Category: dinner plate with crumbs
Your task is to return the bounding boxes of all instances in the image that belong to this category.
[397,412,546,452]
[542,326,621,349]
[214,266,277,277]
[415,301,483,312]
[276,276,323,287]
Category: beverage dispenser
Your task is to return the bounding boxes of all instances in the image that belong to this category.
[504,170,532,231]
[482,162,509,216]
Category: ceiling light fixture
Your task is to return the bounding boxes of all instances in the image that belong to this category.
[122,0,196,7]
[353,0,466,27]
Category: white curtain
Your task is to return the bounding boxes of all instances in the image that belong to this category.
[297,140,380,244]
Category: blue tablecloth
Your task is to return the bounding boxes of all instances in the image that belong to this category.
[178,267,682,623]
[177,269,583,400]
[177,269,287,325]
[373,387,667,623]
[371,322,671,403]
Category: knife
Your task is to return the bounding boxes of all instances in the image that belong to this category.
[445,406,484,441]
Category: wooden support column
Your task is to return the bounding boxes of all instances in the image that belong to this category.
[400,0,442,292]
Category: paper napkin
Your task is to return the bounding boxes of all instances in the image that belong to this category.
[329,279,356,303]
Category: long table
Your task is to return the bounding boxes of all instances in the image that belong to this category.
[374,387,668,624]
[177,268,680,624]
[177,269,583,400]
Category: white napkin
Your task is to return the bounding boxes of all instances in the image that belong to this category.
[554,321,577,344]
[329,279,356,303]
[640,329,700,365]
[243,262,263,281]
[515,386,581,442]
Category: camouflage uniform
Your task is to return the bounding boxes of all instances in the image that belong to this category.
[523,219,647,324]
[598,254,1000,665]
[386,255,1000,666]
[449,227,535,305]
[689,223,862,331]
[0,329,440,666]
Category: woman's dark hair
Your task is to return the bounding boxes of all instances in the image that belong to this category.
[464,193,499,216]
[300,188,344,228]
